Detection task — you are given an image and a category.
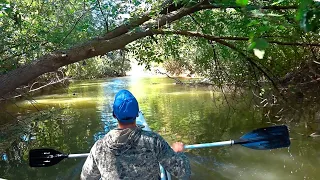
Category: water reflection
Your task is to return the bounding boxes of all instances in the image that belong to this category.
[0,77,320,180]
[0,80,106,179]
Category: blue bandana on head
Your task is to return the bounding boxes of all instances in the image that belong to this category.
[113,90,139,123]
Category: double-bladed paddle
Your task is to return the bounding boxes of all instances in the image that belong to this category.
[29,125,290,167]
[184,125,290,150]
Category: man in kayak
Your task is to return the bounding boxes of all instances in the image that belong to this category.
[81,89,191,180]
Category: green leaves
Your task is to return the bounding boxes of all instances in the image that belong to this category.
[296,0,320,33]
[1,0,319,88]
[132,0,141,6]
[249,38,269,50]
[248,38,269,59]
[236,0,249,6]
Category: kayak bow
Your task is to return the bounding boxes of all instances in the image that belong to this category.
[136,112,172,180]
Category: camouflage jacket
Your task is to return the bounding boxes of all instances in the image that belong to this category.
[80,127,191,180]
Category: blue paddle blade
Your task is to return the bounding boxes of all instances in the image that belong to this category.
[234,125,290,150]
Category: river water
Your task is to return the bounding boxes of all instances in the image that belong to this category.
[0,77,320,180]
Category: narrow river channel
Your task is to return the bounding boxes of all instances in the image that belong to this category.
[1,76,319,180]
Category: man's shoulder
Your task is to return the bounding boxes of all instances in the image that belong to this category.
[139,130,168,145]
[90,139,103,150]
[140,130,161,138]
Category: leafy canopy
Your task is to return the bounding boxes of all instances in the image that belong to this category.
[0,0,319,84]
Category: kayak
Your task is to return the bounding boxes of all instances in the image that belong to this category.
[135,111,172,180]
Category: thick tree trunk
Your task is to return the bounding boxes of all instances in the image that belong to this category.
[0,2,299,97]
[0,31,152,97]
[0,2,207,97]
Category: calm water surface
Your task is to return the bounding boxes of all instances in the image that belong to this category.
[0,76,320,180]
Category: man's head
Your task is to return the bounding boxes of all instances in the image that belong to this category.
[112,90,139,124]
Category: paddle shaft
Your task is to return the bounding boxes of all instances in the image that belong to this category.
[184,140,234,149]
[68,153,89,158]
[58,136,284,158]
[65,140,235,158]
[64,138,272,157]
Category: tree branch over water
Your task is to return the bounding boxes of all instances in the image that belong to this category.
[160,1,298,14]
[151,29,284,97]
[0,1,208,97]
[198,4,298,10]
[0,1,304,97]
[152,30,320,47]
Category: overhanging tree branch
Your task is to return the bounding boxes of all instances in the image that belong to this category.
[205,38,283,97]
[151,29,285,98]
[96,0,108,30]
[0,1,303,97]
[160,1,298,15]
[188,14,229,85]
[198,4,298,10]
[0,1,209,97]
[152,30,320,47]
[60,4,98,45]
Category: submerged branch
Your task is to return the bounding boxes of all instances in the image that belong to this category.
[28,77,70,94]
[155,69,184,84]
[1,77,71,101]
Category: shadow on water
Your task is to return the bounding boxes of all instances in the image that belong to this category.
[0,77,320,179]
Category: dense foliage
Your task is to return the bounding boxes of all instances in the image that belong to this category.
[130,0,319,86]
[0,0,134,78]
[0,0,319,94]
[1,1,320,179]
[65,50,131,79]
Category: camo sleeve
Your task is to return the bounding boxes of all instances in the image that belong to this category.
[80,143,101,180]
[155,135,191,179]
